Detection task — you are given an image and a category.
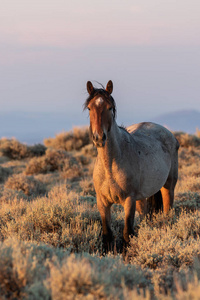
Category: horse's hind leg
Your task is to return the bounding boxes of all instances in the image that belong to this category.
[136,199,147,221]
[161,186,174,213]
[137,192,163,220]
[161,151,178,213]
[146,190,163,218]
[123,196,136,243]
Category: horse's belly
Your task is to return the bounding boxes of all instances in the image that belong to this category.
[138,157,170,198]
[94,147,171,203]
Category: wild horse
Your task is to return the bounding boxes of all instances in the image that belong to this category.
[84,80,179,251]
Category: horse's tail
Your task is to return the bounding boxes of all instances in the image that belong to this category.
[146,190,163,218]
[175,137,180,150]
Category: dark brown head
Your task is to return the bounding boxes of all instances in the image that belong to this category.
[84,80,116,147]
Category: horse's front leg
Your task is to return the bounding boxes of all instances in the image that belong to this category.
[123,196,136,245]
[97,195,113,252]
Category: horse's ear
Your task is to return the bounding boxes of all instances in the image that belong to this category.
[87,81,94,95]
[106,80,113,95]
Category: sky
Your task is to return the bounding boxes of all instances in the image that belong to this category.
[0,0,200,128]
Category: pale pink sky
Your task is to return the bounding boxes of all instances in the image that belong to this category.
[0,0,200,125]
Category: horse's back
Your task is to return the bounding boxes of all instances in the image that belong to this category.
[127,122,179,153]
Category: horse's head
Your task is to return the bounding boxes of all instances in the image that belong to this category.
[84,80,116,147]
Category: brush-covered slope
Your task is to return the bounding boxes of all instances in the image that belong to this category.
[0,127,200,299]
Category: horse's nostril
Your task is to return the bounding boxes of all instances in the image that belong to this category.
[93,133,98,142]
[102,133,106,141]
[93,132,106,144]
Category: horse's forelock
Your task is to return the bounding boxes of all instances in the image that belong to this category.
[84,88,116,118]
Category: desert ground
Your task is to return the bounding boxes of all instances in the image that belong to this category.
[0,127,200,299]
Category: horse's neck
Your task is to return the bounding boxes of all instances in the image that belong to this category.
[97,121,122,176]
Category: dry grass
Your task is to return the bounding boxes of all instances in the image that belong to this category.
[0,128,200,299]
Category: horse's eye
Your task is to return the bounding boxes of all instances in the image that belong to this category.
[109,107,112,111]
[88,107,90,111]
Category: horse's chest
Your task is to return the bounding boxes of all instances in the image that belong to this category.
[101,178,126,203]
[93,164,131,204]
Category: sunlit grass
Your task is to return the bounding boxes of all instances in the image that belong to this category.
[0,129,200,299]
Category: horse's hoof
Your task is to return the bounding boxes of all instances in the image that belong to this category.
[102,234,114,254]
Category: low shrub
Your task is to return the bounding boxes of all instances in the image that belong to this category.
[0,129,200,299]
[127,210,200,270]
[44,127,91,151]
[25,149,69,175]
[5,174,46,196]
[0,139,28,159]
[48,254,148,300]
[0,239,55,299]
[82,144,97,157]
[178,147,200,171]
[0,239,148,299]
[0,166,12,183]
[62,157,83,181]
[175,192,200,211]
[0,185,101,252]
[0,138,46,159]
[28,144,47,157]
[174,132,200,148]
[80,179,96,196]
[0,239,199,299]
[25,149,84,182]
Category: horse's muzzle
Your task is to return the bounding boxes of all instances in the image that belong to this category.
[92,132,107,147]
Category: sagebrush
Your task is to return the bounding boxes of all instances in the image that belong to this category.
[0,129,200,299]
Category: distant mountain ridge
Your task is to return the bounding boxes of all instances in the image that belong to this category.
[152,110,200,133]
[0,111,85,144]
[0,110,199,144]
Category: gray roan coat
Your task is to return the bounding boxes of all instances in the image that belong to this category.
[85,80,179,251]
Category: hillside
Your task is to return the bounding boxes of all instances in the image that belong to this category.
[1,109,200,144]
[0,111,86,144]
[152,109,200,133]
[0,128,200,299]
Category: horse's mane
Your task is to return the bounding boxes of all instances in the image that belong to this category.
[119,125,128,132]
[84,87,117,119]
